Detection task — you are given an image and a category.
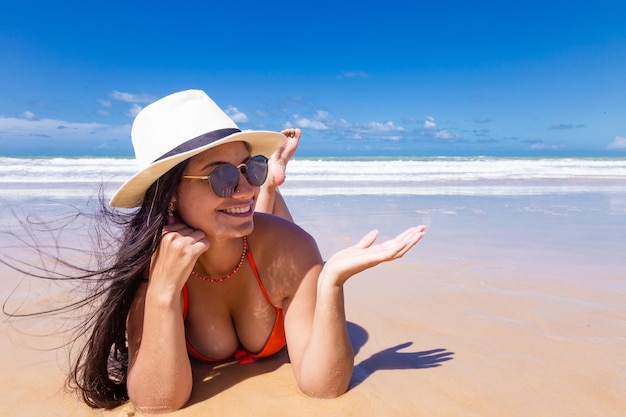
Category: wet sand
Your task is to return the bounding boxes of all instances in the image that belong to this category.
[1,193,625,416]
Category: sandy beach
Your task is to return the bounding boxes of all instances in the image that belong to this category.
[1,192,625,417]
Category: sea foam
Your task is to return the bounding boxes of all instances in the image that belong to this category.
[1,157,625,198]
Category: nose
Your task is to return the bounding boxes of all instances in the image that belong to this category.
[232,170,255,198]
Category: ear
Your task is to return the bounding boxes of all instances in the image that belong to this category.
[167,195,177,213]
[166,197,178,225]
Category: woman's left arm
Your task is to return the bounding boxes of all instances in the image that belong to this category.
[283,225,427,397]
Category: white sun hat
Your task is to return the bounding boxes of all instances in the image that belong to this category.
[110,89,286,208]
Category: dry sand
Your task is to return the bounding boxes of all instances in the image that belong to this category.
[1,194,624,416]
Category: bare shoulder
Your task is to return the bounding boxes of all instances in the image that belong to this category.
[251,213,319,255]
[249,213,323,302]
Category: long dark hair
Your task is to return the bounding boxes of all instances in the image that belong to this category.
[2,159,190,409]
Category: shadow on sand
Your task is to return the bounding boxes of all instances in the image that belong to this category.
[347,321,454,388]
[186,348,289,406]
[186,321,453,405]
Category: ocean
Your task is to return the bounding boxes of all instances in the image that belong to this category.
[1,156,626,200]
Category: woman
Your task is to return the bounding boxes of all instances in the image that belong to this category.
[70,90,426,413]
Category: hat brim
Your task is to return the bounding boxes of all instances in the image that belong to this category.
[110,130,286,208]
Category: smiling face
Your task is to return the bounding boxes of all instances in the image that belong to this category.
[175,141,257,242]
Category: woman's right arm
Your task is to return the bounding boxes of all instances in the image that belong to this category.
[126,223,209,413]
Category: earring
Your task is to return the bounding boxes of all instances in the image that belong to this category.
[167,202,175,217]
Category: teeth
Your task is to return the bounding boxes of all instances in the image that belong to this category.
[223,206,251,214]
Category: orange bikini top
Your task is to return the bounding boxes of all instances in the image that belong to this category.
[182,248,286,364]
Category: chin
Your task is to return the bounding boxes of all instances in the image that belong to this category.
[234,219,255,237]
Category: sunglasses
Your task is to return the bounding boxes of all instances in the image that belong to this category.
[182,155,269,198]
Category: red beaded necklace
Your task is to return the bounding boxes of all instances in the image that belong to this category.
[191,236,248,283]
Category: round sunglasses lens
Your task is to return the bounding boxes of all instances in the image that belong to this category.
[246,156,268,186]
[209,164,240,198]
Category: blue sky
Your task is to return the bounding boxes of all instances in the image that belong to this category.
[1,1,625,157]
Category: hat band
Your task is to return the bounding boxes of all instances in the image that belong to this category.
[154,127,242,162]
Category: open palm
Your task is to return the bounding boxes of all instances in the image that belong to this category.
[323,226,426,285]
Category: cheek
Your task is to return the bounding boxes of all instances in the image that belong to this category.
[176,184,217,224]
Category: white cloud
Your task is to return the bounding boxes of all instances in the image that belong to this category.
[340,71,368,78]
[289,109,405,138]
[423,116,459,140]
[225,106,248,123]
[20,110,37,120]
[294,117,329,130]
[293,111,330,130]
[127,104,143,118]
[530,143,564,150]
[0,116,129,142]
[424,116,436,129]
[347,132,363,140]
[548,123,586,130]
[110,90,156,104]
[434,129,459,140]
[336,118,351,129]
[97,91,158,119]
[363,121,404,133]
[314,110,330,120]
[607,136,626,150]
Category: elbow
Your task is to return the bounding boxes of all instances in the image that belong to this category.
[132,394,191,415]
[300,383,350,399]
[311,388,349,399]
[128,383,192,415]
[127,364,193,414]
[297,370,352,399]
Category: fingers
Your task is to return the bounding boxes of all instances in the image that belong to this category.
[396,225,427,248]
[322,225,426,286]
[395,225,427,241]
[150,222,209,288]
[392,226,427,258]
[162,222,188,234]
[351,226,425,257]
[161,223,210,252]
[373,226,426,260]
[354,229,379,249]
